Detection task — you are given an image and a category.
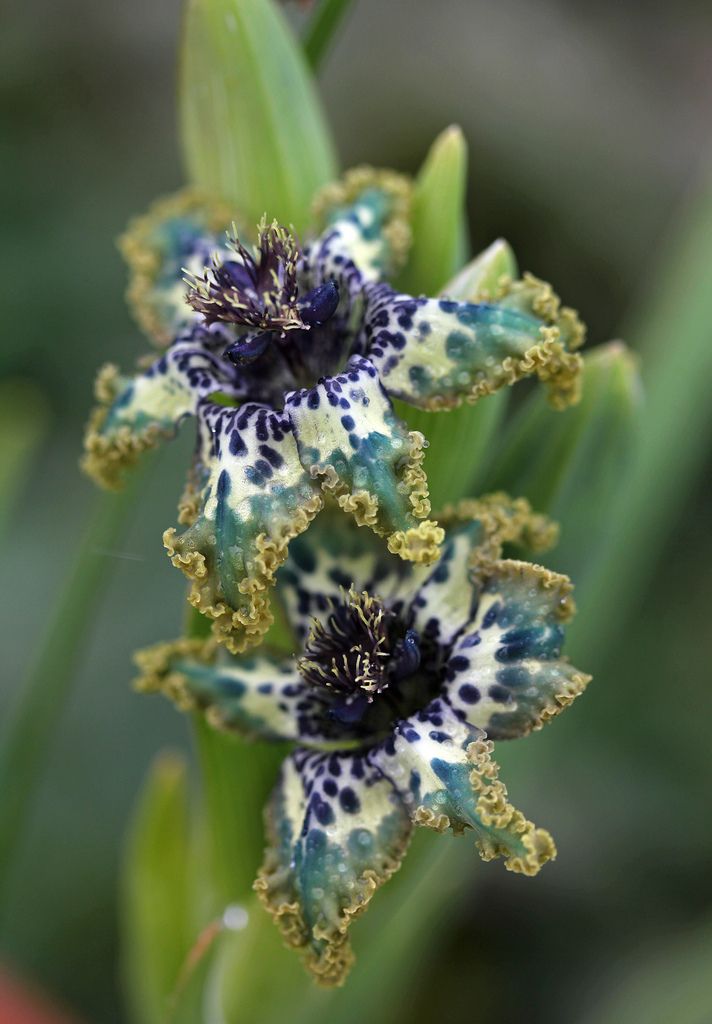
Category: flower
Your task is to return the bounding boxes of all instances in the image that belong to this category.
[135,493,591,985]
[83,168,585,654]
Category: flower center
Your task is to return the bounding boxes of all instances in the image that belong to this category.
[298,588,430,736]
[185,219,342,389]
[187,218,303,333]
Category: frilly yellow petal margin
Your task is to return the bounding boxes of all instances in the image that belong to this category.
[484,558,578,623]
[163,493,324,654]
[176,471,202,526]
[527,665,591,732]
[311,166,413,273]
[492,271,585,410]
[414,739,556,876]
[387,520,445,565]
[118,188,237,346]
[461,331,583,413]
[133,636,214,710]
[494,272,586,350]
[467,738,556,875]
[80,364,165,490]
[398,429,433,519]
[317,431,443,566]
[439,491,559,574]
[416,272,585,412]
[254,799,411,988]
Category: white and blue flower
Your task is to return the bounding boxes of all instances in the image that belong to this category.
[135,494,590,985]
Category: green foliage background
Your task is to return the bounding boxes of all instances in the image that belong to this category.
[1,1,712,1021]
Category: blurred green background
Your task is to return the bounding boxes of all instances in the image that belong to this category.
[2,0,712,1021]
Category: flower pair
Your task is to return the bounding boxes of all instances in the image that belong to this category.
[83,157,590,985]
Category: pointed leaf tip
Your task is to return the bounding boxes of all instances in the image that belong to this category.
[442,238,519,302]
[481,339,642,583]
[397,126,469,295]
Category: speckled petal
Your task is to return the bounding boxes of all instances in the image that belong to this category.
[164,402,323,654]
[402,518,483,645]
[368,697,555,875]
[276,510,411,643]
[307,167,413,302]
[133,636,329,744]
[285,356,442,566]
[119,189,235,345]
[443,559,591,739]
[364,273,584,411]
[255,748,412,986]
[81,339,239,489]
[405,493,559,645]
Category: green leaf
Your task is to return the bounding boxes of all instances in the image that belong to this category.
[481,341,642,583]
[397,125,468,296]
[192,719,286,907]
[303,0,354,71]
[571,176,712,657]
[0,478,143,907]
[214,895,309,1024]
[180,0,338,231]
[0,379,48,538]
[121,752,198,1024]
[443,237,518,302]
[396,393,508,510]
[393,134,516,510]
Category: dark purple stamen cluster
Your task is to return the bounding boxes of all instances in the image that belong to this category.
[299,589,391,697]
[187,219,302,333]
[186,221,341,382]
[298,589,423,729]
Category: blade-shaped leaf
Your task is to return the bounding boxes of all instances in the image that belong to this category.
[481,341,642,584]
[395,393,508,510]
[180,0,337,230]
[303,0,354,70]
[394,131,514,509]
[121,752,197,1024]
[0,380,48,538]
[396,125,468,296]
[571,177,712,656]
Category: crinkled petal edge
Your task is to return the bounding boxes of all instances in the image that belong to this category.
[253,793,412,987]
[133,635,215,712]
[118,187,237,346]
[80,364,170,490]
[414,737,557,876]
[163,493,324,654]
[315,430,443,566]
[423,273,585,412]
[311,166,413,275]
[439,491,560,574]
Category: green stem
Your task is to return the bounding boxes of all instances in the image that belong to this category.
[303,0,353,70]
[191,719,286,908]
[0,478,141,906]
[0,380,48,538]
[187,608,289,910]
